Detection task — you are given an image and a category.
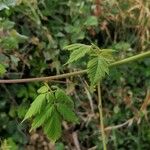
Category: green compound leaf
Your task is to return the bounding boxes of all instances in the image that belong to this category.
[55,88,74,108]
[23,86,78,142]
[37,85,49,94]
[87,56,109,86]
[64,43,91,64]
[23,93,46,121]
[57,104,78,123]
[44,110,62,143]
[30,105,55,131]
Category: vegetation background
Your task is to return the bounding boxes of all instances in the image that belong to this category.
[0,0,150,149]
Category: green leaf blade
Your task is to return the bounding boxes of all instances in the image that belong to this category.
[23,94,46,121]
[64,43,91,64]
[87,56,109,85]
[64,43,90,51]
[44,110,62,143]
[37,85,49,94]
[57,104,78,123]
[46,92,55,104]
[55,89,74,108]
[84,16,98,26]
[66,47,91,64]
[30,105,55,131]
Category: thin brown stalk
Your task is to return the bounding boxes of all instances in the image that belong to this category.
[97,83,107,150]
[104,118,134,131]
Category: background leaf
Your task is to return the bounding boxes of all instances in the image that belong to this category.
[0,64,6,76]
[0,0,16,10]
[84,16,98,26]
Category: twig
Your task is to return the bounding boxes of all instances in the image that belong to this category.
[104,118,134,131]
[79,78,95,114]
[0,70,86,83]
[72,132,81,150]
[84,85,95,114]
[104,90,150,131]
[110,50,150,67]
[97,82,107,150]
[88,146,97,150]
[0,50,150,84]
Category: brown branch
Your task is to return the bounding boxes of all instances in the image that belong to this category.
[0,70,86,84]
[0,50,150,84]
[72,132,81,150]
[104,118,134,131]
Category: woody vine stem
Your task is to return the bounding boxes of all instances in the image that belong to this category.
[0,51,150,84]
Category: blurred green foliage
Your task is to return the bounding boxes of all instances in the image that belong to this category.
[0,0,150,149]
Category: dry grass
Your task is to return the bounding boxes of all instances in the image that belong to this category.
[97,0,150,51]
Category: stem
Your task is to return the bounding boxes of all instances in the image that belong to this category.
[0,51,150,84]
[110,50,150,67]
[97,82,107,150]
[0,70,86,84]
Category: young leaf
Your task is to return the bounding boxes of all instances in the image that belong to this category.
[64,43,91,51]
[100,50,114,62]
[55,89,74,108]
[57,104,78,123]
[37,85,49,94]
[44,110,62,143]
[23,94,46,121]
[87,56,109,85]
[64,43,91,64]
[30,105,55,131]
